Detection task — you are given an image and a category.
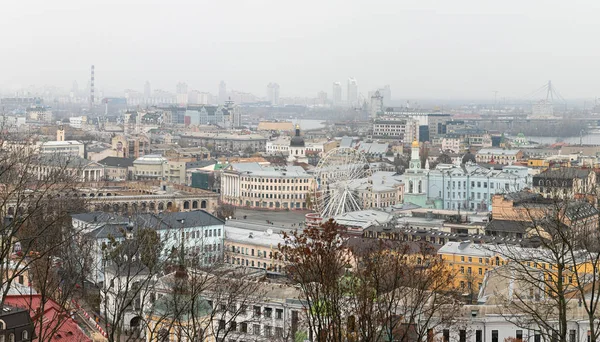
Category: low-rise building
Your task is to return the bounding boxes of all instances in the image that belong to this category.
[346,171,405,209]
[74,210,224,284]
[224,223,285,274]
[180,132,267,153]
[427,163,531,211]
[39,140,85,157]
[266,137,290,154]
[372,118,419,143]
[532,167,596,198]
[133,154,168,181]
[475,148,523,165]
[97,156,135,181]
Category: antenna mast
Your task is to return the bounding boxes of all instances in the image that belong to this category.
[90,65,95,111]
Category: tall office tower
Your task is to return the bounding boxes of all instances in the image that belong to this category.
[370,90,383,119]
[332,82,342,107]
[382,85,391,106]
[266,83,280,105]
[176,82,188,105]
[218,81,227,105]
[347,77,358,107]
[144,81,151,101]
[71,81,79,95]
[89,65,95,110]
[317,91,328,106]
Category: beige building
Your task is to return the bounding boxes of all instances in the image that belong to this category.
[133,154,168,181]
[256,121,294,132]
[112,134,150,158]
[224,224,285,274]
[221,163,314,210]
[347,171,405,209]
[97,157,135,181]
[475,148,523,165]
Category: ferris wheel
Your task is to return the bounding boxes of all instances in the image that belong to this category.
[314,147,372,219]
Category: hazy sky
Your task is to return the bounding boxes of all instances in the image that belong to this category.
[2,0,599,100]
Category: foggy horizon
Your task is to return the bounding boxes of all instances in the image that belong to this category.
[2,0,599,100]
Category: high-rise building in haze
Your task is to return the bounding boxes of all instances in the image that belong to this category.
[266,83,280,105]
[144,81,151,100]
[317,91,328,106]
[176,82,188,105]
[332,82,342,107]
[347,77,358,107]
[370,90,383,120]
[382,85,391,106]
[219,81,227,105]
[71,81,79,95]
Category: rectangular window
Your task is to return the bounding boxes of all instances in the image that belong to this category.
[265,325,273,337]
[276,327,284,337]
[264,307,272,318]
[253,324,261,335]
[492,330,499,342]
[534,332,541,342]
[253,306,261,317]
[443,330,450,342]
[476,330,483,342]
[240,322,248,333]
[460,330,466,342]
[276,309,283,319]
[516,330,523,341]
[569,330,576,342]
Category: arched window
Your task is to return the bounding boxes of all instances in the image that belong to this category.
[0,319,5,330]
[408,180,413,193]
[418,180,422,193]
[22,331,28,340]
[8,333,14,342]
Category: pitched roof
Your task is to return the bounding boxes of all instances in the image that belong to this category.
[3,294,91,342]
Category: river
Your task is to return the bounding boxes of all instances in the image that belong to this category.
[529,134,600,145]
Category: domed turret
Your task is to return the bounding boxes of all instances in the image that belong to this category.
[411,140,419,148]
[290,124,305,147]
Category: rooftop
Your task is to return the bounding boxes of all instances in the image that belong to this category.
[228,162,311,178]
[333,210,394,229]
[477,148,522,156]
[97,156,135,168]
[224,225,285,247]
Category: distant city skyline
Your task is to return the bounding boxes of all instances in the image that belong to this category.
[2,1,600,100]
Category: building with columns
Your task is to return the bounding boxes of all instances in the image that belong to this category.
[221,162,315,210]
[32,155,104,182]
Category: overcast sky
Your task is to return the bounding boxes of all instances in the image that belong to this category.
[1,0,599,100]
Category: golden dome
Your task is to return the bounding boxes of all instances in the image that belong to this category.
[411,140,419,148]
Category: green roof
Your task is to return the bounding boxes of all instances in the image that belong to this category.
[148,292,212,320]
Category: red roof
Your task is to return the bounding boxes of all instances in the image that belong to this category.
[3,294,91,342]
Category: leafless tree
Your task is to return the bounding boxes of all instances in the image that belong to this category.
[489,183,600,342]
[0,122,92,340]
